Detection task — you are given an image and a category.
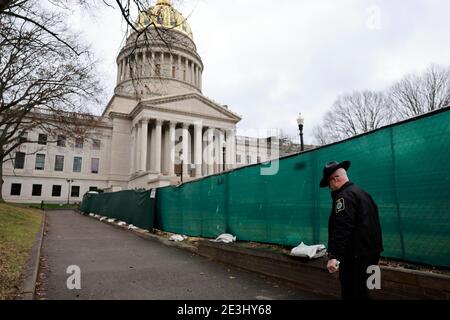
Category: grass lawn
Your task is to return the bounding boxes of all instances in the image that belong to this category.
[0,202,43,300]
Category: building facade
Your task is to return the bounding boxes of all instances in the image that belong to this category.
[1,0,275,203]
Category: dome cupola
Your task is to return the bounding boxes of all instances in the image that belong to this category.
[136,0,193,40]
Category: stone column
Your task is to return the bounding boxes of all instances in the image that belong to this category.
[130,125,135,174]
[178,55,181,80]
[218,129,224,172]
[194,123,203,178]
[117,59,121,83]
[169,122,176,176]
[135,123,140,172]
[226,129,236,170]
[154,119,162,174]
[151,51,155,75]
[182,123,190,178]
[207,129,214,175]
[214,129,220,174]
[185,59,188,82]
[140,118,149,172]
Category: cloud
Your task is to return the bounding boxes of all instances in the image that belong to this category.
[72,0,450,141]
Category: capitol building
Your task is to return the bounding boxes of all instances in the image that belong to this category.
[2,0,278,203]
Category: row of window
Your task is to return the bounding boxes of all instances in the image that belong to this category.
[236,154,260,164]
[10,184,99,197]
[14,153,100,174]
[21,132,100,149]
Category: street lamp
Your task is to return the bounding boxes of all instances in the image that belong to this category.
[297,113,305,152]
[66,179,74,205]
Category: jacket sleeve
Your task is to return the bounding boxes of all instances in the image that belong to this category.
[328,196,357,261]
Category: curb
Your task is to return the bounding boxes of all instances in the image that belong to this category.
[82,213,198,254]
[19,211,46,300]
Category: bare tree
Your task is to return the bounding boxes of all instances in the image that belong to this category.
[0,7,102,201]
[389,64,450,120]
[0,1,188,52]
[313,90,392,145]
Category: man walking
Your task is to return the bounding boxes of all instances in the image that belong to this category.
[320,161,383,300]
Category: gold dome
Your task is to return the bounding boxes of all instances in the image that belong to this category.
[136,0,193,39]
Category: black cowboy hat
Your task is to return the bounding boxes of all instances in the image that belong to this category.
[319,160,351,188]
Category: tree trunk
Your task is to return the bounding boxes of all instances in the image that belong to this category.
[0,150,4,203]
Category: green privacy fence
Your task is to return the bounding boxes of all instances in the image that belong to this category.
[157,107,450,268]
[80,189,156,230]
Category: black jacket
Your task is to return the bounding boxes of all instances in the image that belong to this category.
[328,182,383,262]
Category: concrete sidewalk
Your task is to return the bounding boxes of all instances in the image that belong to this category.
[38,210,326,300]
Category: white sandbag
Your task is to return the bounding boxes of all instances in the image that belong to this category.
[169,234,187,242]
[117,221,127,226]
[290,242,327,259]
[100,217,107,222]
[128,224,138,230]
[213,234,236,244]
[107,218,115,223]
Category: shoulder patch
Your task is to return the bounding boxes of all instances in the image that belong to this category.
[335,198,345,214]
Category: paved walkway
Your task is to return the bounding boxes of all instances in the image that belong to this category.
[39,210,325,300]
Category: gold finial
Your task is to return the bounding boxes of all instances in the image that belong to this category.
[156,0,171,5]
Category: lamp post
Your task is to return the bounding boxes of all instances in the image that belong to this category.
[297,113,305,152]
[66,179,74,205]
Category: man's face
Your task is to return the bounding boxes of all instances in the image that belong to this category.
[328,171,341,191]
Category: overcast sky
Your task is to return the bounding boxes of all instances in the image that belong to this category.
[68,0,450,142]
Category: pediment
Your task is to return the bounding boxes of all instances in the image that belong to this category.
[139,93,241,123]
[102,94,139,117]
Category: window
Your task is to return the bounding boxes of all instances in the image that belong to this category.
[73,156,82,173]
[75,138,84,149]
[91,158,99,174]
[172,66,176,78]
[155,64,161,76]
[246,155,251,164]
[35,154,45,170]
[14,152,25,169]
[57,135,66,147]
[32,184,42,196]
[236,154,242,163]
[54,155,64,171]
[19,132,28,143]
[92,139,101,150]
[71,186,80,198]
[245,138,250,147]
[10,184,21,196]
[52,185,62,197]
[38,134,47,145]
[183,69,186,81]
[89,186,98,192]
[257,156,261,163]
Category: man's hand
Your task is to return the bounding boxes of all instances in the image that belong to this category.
[327,259,339,273]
